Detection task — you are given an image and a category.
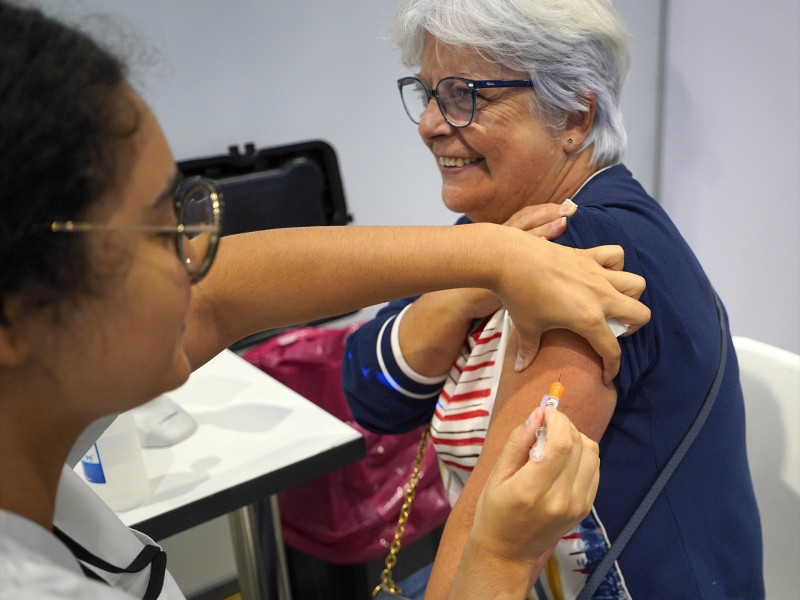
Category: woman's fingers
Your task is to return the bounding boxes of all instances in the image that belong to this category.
[502,202,577,241]
[529,216,569,240]
[503,202,577,232]
[489,407,547,483]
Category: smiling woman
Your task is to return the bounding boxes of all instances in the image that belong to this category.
[343,1,763,599]
[409,36,593,225]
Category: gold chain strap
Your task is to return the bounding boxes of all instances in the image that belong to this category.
[372,426,431,598]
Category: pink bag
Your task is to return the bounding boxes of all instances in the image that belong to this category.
[243,324,450,565]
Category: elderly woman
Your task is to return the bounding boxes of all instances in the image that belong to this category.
[343,1,763,599]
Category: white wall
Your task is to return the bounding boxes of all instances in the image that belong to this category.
[660,0,800,353]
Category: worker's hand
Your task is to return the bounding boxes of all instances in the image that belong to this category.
[495,235,649,383]
[446,202,580,322]
[469,407,599,568]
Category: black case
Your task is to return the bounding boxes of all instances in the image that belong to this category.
[178,140,352,236]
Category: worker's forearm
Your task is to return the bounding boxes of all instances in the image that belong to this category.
[447,536,537,600]
[185,224,516,367]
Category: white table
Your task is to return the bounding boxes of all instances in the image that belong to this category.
[113,350,365,599]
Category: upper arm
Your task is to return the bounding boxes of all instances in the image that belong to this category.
[456,327,616,529]
[425,326,616,600]
[492,327,617,444]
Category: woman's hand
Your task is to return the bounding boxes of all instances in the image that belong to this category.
[448,408,599,599]
[459,202,580,318]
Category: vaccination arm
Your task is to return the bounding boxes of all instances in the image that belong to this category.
[424,329,615,600]
[184,224,647,371]
[448,406,600,600]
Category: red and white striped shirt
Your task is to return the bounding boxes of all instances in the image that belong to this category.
[429,308,511,504]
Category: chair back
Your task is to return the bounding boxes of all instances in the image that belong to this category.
[733,336,800,599]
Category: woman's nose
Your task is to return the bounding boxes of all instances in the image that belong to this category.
[418,97,452,139]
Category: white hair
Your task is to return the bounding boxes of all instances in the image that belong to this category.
[392,0,631,167]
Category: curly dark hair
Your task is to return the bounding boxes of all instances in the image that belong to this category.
[0,1,141,322]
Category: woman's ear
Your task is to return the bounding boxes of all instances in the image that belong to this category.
[0,298,31,367]
[563,92,596,152]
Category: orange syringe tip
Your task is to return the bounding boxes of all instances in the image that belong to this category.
[548,381,565,399]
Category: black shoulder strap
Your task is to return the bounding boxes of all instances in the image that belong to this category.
[576,290,728,600]
[53,526,167,600]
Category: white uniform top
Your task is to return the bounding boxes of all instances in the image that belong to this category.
[0,465,185,600]
[0,508,133,599]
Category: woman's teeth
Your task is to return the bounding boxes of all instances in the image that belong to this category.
[438,156,479,167]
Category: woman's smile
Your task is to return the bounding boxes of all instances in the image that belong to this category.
[438,155,484,168]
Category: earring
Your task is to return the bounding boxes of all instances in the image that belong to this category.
[567,138,573,144]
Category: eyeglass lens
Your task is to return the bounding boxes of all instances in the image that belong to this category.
[400,77,475,127]
[176,180,221,280]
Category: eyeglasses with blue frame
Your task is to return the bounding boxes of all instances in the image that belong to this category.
[397,76,534,128]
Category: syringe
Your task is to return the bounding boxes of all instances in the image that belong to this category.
[529,380,565,462]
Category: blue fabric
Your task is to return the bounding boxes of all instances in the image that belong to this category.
[395,562,433,600]
[342,296,427,434]
[342,165,763,598]
[373,563,431,600]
